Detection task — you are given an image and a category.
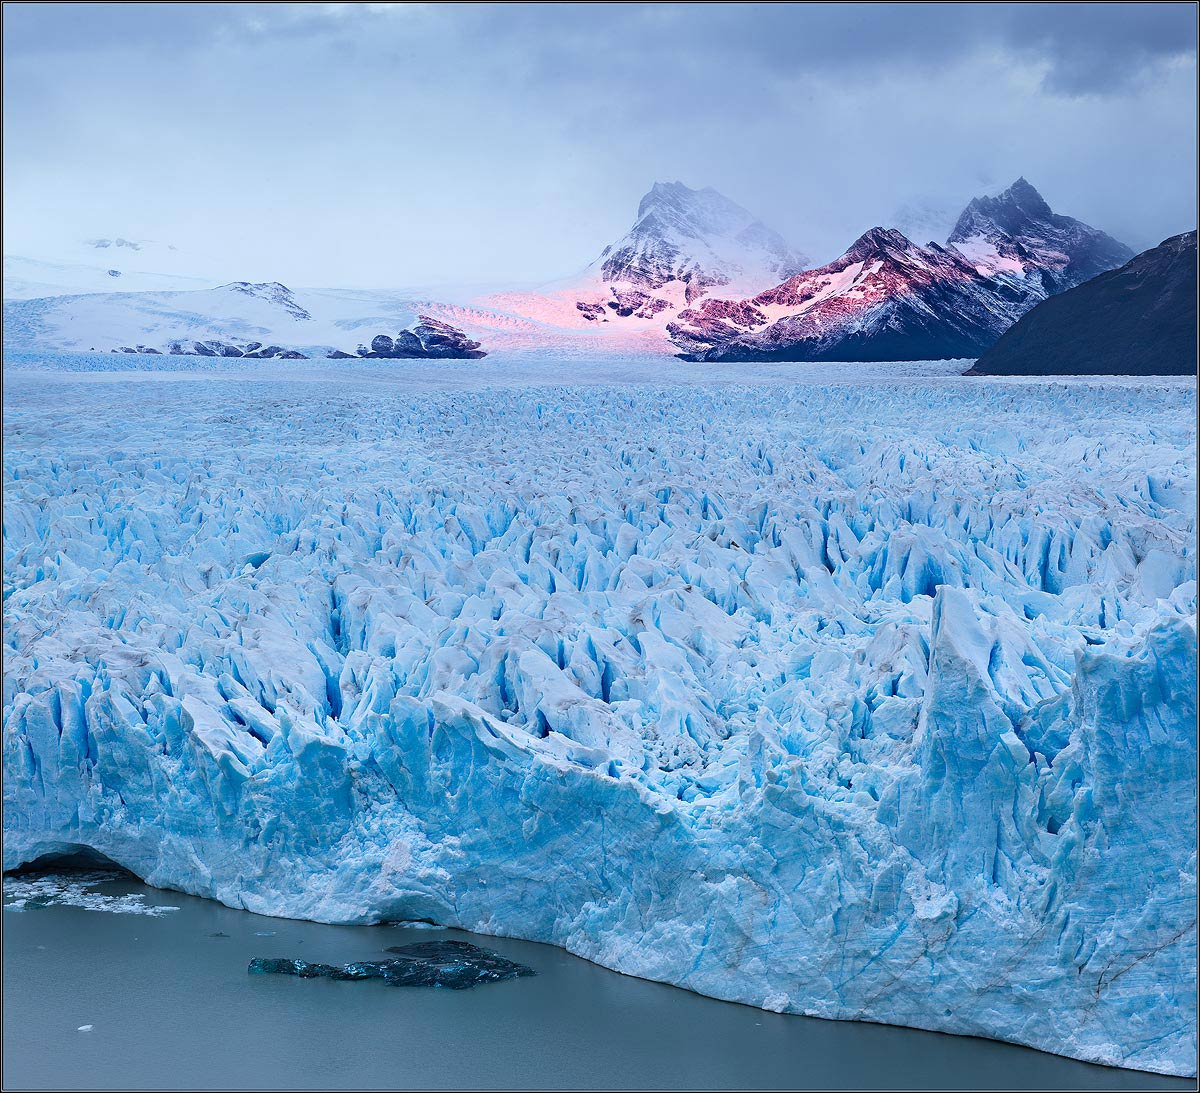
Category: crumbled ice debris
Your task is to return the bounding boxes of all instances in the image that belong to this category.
[2,873,179,917]
[249,940,534,989]
[3,368,1196,1076]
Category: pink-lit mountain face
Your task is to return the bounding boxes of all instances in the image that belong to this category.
[669,180,1133,362]
[477,182,809,347]
[669,228,1032,362]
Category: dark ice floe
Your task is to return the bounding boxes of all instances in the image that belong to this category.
[248,940,534,989]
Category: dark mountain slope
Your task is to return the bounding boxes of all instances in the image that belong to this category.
[968,231,1196,377]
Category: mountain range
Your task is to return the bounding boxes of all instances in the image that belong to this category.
[667,178,1135,362]
[4,178,1184,370]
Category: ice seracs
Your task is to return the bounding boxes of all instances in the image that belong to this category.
[3,364,1195,1076]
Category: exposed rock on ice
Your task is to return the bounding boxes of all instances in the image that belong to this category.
[2,366,1195,1076]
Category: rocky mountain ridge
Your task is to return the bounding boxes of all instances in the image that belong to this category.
[668,179,1136,362]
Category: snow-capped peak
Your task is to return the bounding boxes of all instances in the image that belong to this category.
[947,177,1133,288]
[949,177,1054,238]
[472,181,811,348]
[633,181,759,241]
[842,226,925,263]
[595,182,809,299]
[667,222,1036,363]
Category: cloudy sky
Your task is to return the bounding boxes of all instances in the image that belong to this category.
[3,2,1196,289]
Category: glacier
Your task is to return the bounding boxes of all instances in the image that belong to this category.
[3,356,1196,1076]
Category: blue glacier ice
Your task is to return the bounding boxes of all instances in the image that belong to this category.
[3,358,1196,1076]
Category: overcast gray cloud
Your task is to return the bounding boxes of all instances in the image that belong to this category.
[3,2,1195,289]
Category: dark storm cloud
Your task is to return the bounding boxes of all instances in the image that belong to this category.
[2,3,1196,287]
[994,2,1196,93]
[6,3,1193,93]
[451,1,1195,96]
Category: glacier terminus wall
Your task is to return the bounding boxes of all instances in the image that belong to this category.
[3,360,1196,1076]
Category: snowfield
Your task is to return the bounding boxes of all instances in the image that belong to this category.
[3,355,1196,1076]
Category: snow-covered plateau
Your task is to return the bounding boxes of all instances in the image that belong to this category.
[3,354,1196,1077]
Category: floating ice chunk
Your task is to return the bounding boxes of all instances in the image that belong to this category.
[2,873,179,917]
[248,940,534,989]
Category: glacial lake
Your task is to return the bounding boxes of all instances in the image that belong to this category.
[2,869,1192,1091]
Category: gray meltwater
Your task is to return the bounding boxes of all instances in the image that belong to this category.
[2,870,1192,1091]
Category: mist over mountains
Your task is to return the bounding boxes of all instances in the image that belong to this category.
[3,175,1188,372]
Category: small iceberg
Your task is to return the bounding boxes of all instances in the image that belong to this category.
[248,939,534,990]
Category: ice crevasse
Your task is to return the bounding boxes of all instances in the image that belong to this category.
[3,372,1196,1076]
